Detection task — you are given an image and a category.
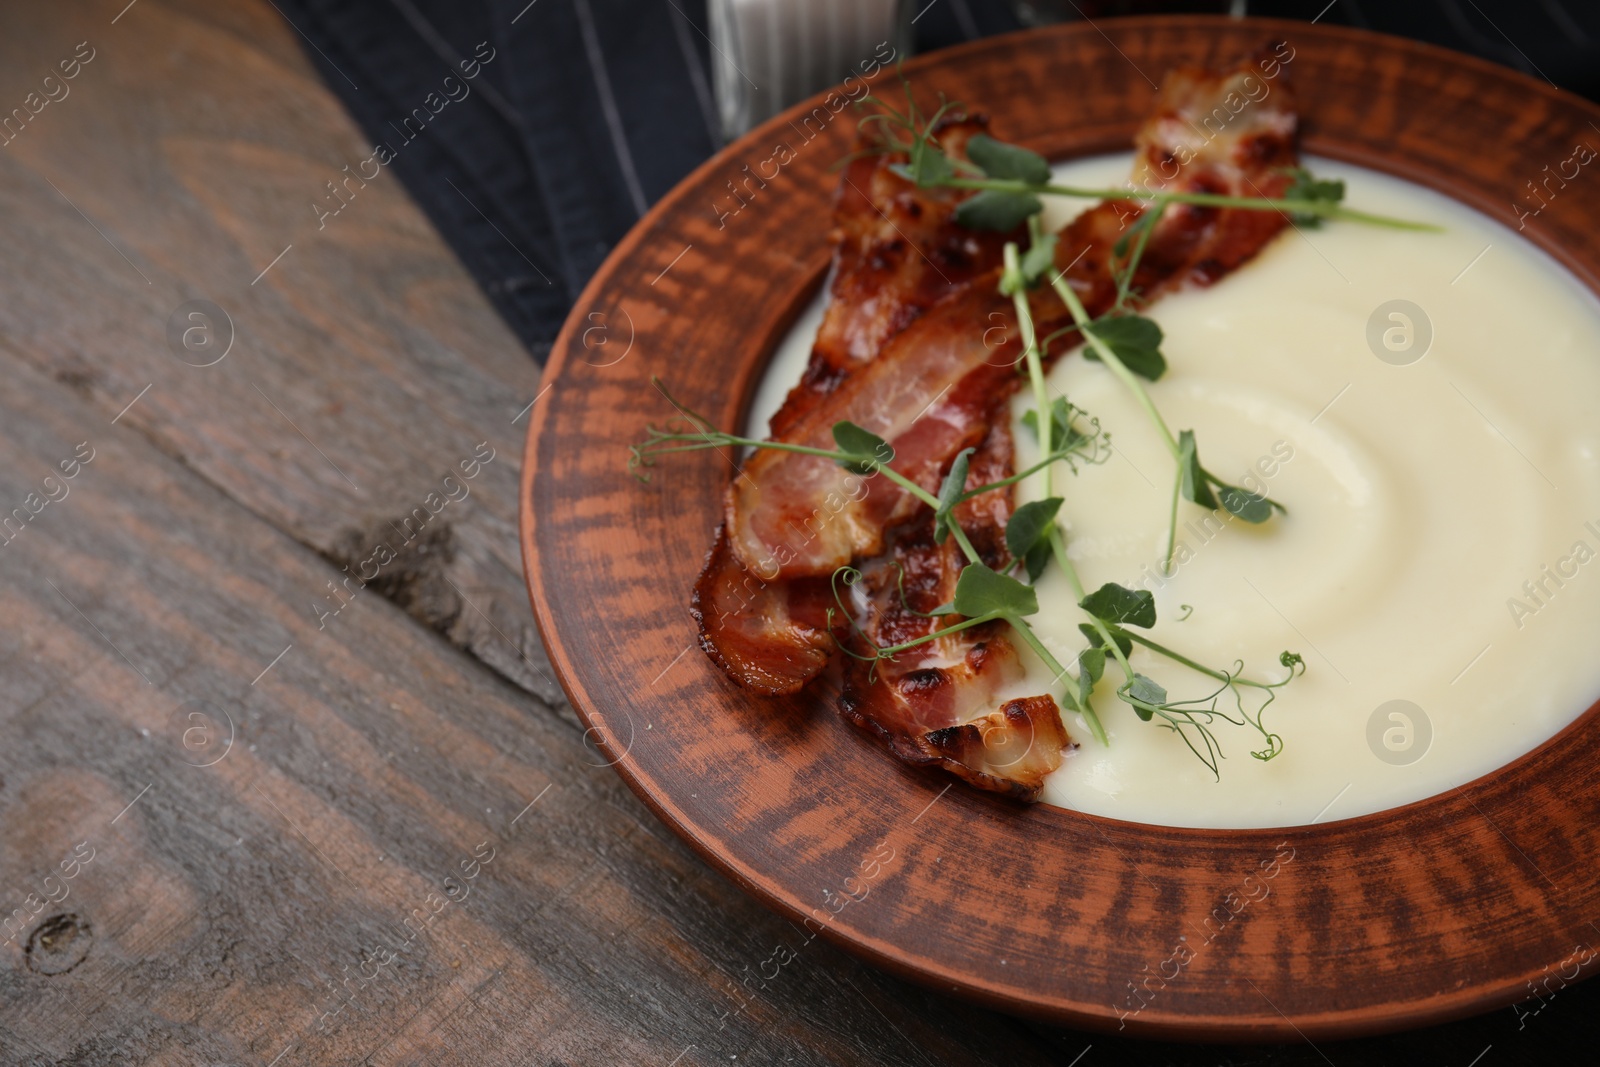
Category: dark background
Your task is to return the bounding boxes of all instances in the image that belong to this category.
[272,0,1600,1062]
[274,0,1600,360]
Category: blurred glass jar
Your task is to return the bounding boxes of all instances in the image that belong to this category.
[708,0,913,140]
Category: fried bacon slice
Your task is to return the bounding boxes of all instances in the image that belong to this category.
[769,116,1022,439]
[692,536,832,695]
[924,697,1075,799]
[695,52,1300,797]
[727,288,1023,583]
[835,411,1072,802]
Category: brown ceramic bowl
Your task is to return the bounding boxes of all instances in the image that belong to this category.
[521,16,1600,1039]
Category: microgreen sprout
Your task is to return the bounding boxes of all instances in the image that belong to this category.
[856,80,1440,233]
[1000,242,1304,778]
[1045,269,1286,572]
[623,72,1438,780]
[1074,583,1304,776]
[632,383,1116,743]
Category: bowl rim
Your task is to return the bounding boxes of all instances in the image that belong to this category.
[523,14,1600,1040]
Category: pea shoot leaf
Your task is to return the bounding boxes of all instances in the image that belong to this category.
[1078,623,1132,659]
[932,448,975,544]
[1178,429,1218,509]
[1076,646,1106,709]
[1216,484,1272,523]
[952,561,1039,619]
[1020,229,1058,287]
[1004,497,1062,581]
[1021,396,1090,454]
[1084,315,1167,381]
[832,421,893,474]
[1126,673,1168,718]
[965,133,1051,184]
[886,132,957,187]
[1079,582,1156,629]
[954,189,1044,232]
[1112,206,1159,259]
[1022,540,1052,580]
[1283,167,1345,228]
[1019,405,1050,443]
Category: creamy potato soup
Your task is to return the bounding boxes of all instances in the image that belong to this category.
[750,157,1600,828]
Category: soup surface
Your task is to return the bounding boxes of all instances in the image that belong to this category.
[748,157,1600,828]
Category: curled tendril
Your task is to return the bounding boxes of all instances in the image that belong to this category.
[627,379,730,481]
[627,444,651,482]
[825,567,892,678]
[823,562,985,686]
[829,564,867,631]
[628,417,714,481]
[841,71,982,181]
[1058,409,1113,474]
[1112,649,1305,779]
[1020,397,1113,480]
[1240,650,1305,761]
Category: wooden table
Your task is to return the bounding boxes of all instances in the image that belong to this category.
[3,3,1578,1064]
[0,2,1091,1062]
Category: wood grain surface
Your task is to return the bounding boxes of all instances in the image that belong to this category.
[525,14,1600,1042]
[0,1,561,714]
[0,1,1099,1063]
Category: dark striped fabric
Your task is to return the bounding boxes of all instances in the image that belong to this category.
[273,0,1599,360]
[270,0,1018,359]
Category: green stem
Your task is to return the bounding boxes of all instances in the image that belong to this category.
[643,433,872,463]
[873,611,1001,657]
[1114,209,1159,314]
[880,446,1082,732]
[1005,244,1053,470]
[1037,530,1118,749]
[1165,460,1183,578]
[946,519,981,564]
[1004,241,1110,745]
[957,449,1083,502]
[1007,615,1089,710]
[1120,630,1287,692]
[650,429,989,607]
[1047,526,1136,685]
[1050,275,1180,459]
[1048,272,1188,568]
[942,176,1442,231]
[875,464,941,511]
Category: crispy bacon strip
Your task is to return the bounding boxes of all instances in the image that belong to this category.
[835,411,1071,801]
[925,697,1074,799]
[692,388,1014,697]
[769,116,1021,439]
[729,286,1021,582]
[692,537,832,695]
[695,53,1300,796]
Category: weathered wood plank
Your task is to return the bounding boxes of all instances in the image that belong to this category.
[0,339,1059,1065]
[0,1,1067,1062]
[0,0,559,712]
